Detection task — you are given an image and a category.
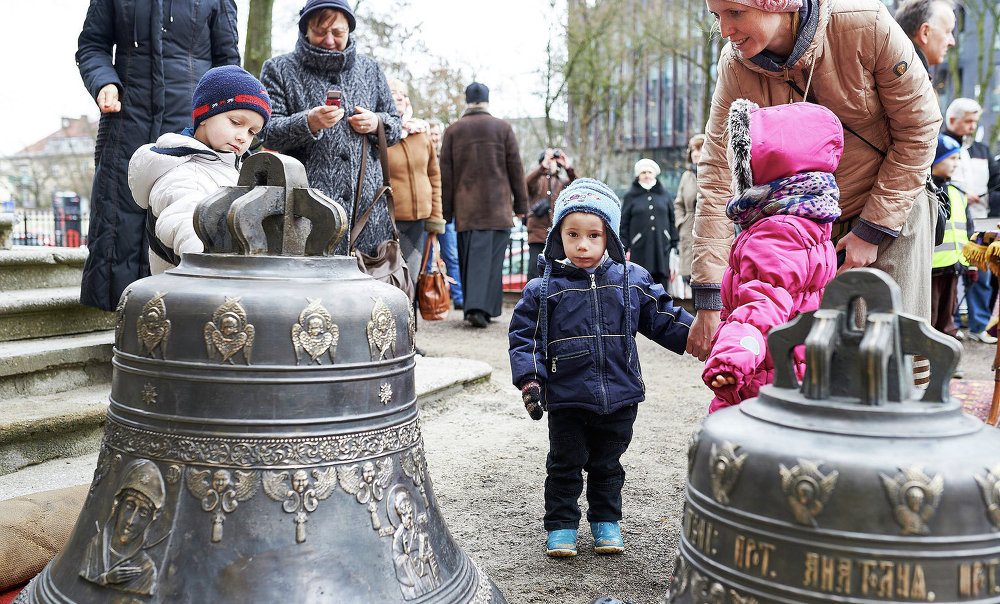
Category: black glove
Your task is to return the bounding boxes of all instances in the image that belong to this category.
[521,381,543,420]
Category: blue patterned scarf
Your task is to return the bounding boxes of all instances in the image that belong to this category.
[726,171,841,229]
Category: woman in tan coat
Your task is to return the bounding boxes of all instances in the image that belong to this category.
[386,78,445,287]
[674,134,705,298]
[687,0,942,381]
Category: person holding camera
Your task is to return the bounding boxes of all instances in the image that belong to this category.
[525,148,577,280]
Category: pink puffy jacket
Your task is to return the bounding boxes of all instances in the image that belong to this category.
[703,214,836,413]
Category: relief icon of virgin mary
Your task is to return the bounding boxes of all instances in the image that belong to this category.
[80,459,166,596]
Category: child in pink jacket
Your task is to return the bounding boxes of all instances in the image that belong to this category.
[703,100,843,413]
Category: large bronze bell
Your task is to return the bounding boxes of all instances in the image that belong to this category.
[16,153,505,603]
[670,269,1000,603]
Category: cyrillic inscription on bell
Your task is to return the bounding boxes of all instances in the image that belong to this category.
[671,269,1000,603]
[15,152,505,604]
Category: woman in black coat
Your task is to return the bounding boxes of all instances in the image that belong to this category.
[76,0,240,310]
[620,158,678,288]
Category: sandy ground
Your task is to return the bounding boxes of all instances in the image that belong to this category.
[412,295,997,604]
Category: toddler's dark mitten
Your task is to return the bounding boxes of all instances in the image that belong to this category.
[521,381,543,420]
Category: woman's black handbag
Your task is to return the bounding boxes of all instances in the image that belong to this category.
[928,177,952,247]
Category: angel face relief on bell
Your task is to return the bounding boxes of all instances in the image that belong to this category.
[204,297,254,364]
[184,467,259,543]
[709,442,747,506]
[367,298,397,361]
[880,465,944,535]
[778,460,839,527]
[292,298,339,364]
[262,467,338,543]
[137,292,170,358]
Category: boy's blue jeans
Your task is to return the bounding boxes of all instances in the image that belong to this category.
[426,220,463,305]
[543,404,637,531]
[966,270,994,333]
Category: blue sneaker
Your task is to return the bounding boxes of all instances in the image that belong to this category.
[546,529,578,557]
[591,521,624,554]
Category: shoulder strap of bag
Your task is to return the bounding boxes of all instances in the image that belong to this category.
[785,80,887,159]
[350,120,398,248]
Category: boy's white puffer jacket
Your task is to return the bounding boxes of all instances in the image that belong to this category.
[129,133,240,274]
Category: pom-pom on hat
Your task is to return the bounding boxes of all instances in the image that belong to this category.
[727,0,803,12]
[544,177,626,263]
[727,99,843,194]
[298,0,356,33]
[634,158,661,177]
[934,134,961,165]
[465,82,489,104]
[192,66,271,131]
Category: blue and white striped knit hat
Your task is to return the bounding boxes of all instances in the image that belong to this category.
[536,178,634,366]
[543,177,626,263]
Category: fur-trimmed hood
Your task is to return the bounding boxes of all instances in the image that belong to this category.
[727,99,844,194]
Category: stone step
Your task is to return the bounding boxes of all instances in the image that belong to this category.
[0,247,89,290]
[0,286,115,342]
[0,383,109,476]
[0,331,113,400]
[0,356,492,497]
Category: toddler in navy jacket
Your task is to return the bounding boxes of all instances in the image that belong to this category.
[508,178,693,557]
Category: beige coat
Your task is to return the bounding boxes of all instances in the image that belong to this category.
[693,0,941,287]
[387,131,443,227]
[674,169,698,278]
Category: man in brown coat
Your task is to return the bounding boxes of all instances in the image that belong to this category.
[440,82,529,327]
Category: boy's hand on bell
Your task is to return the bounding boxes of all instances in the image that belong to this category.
[709,372,736,389]
[97,84,121,113]
[521,381,543,420]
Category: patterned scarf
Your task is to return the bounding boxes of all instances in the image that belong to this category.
[726,171,841,229]
[399,99,429,139]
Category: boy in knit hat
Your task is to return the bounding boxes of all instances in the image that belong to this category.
[129,65,271,274]
[930,133,975,340]
[508,178,693,557]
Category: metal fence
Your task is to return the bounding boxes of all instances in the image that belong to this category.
[10,210,88,247]
[503,226,530,292]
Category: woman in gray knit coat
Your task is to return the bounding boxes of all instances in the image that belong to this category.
[259,0,401,256]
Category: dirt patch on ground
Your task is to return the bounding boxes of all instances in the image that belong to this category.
[416,303,708,604]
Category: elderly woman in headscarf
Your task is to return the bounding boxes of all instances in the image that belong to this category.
[259,0,401,256]
[674,134,706,297]
[385,78,444,287]
[620,158,678,290]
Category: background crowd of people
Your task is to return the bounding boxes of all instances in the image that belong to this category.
[78,0,999,367]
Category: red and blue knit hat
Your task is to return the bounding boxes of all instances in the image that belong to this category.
[192,66,271,131]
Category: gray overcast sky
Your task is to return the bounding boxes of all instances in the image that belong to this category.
[0,0,558,156]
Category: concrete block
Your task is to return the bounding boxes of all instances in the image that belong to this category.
[0,287,115,342]
[0,332,113,398]
[0,247,89,290]
[0,384,109,475]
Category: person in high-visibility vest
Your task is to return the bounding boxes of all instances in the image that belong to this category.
[931,134,977,340]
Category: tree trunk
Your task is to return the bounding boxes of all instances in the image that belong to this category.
[244,0,274,78]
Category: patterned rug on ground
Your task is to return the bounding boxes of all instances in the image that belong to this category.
[951,379,995,423]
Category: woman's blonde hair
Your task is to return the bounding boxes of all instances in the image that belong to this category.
[386,77,408,96]
[687,134,706,162]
